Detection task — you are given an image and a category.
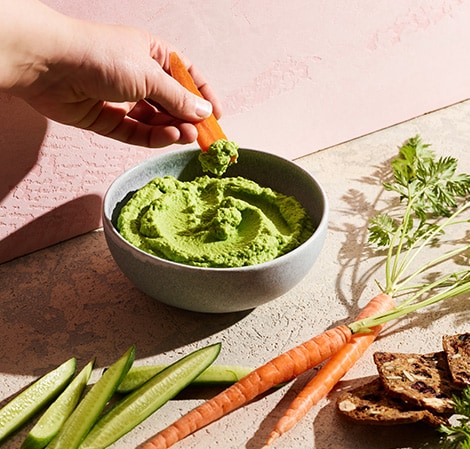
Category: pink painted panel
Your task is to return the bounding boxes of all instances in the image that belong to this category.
[1,0,469,263]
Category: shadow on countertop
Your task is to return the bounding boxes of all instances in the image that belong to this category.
[0,230,251,376]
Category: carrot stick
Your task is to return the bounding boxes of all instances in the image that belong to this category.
[169,52,227,151]
[265,292,395,445]
[140,324,352,449]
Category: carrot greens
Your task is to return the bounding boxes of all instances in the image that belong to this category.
[368,136,469,291]
[439,386,470,449]
[350,135,470,333]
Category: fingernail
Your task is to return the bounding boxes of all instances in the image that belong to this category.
[195,98,212,118]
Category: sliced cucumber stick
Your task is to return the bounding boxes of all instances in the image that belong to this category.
[79,343,221,449]
[117,363,253,394]
[46,346,135,449]
[20,360,94,449]
[0,358,76,443]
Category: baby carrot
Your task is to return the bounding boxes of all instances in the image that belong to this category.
[169,52,227,151]
[140,324,352,449]
[266,292,395,445]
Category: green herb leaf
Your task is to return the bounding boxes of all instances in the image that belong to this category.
[439,386,470,449]
[391,135,433,182]
[368,213,397,247]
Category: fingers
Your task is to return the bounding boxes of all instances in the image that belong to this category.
[104,116,198,148]
[106,119,197,148]
[85,100,198,148]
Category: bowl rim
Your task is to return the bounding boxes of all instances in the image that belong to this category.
[103,147,329,272]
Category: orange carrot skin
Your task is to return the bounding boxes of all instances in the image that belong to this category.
[140,324,352,449]
[266,293,395,445]
[193,114,227,152]
[169,52,227,151]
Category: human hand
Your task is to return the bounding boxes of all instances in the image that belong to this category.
[1,0,223,148]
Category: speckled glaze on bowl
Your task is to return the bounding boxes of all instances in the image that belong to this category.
[103,148,328,313]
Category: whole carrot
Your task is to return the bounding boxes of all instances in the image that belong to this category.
[266,292,395,445]
[169,52,227,151]
[140,325,352,449]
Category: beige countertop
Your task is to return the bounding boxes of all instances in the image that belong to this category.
[1,100,469,449]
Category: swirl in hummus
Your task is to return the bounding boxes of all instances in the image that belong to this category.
[117,175,314,268]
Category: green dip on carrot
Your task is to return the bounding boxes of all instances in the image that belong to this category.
[117,175,314,268]
[199,139,239,176]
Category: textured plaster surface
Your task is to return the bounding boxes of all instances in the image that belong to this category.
[1,0,469,262]
[0,101,469,448]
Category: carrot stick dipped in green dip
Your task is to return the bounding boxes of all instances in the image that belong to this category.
[199,139,239,176]
[169,53,238,177]
[118,53,313,267]
[117,175,314,268]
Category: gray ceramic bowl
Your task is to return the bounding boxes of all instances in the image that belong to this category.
[103,148,328,313]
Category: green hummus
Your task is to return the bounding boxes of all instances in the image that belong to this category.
[199,139,239,176]
[117,175,314,268]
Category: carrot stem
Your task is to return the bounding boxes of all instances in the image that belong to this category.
[349,275,470,334]
[140,325,352,449]
[169,52,227,151]
[266,293,395,445]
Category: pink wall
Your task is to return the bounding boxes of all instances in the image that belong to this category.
[1,0,469,263]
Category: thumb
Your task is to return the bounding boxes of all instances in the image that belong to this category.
[149,69,213,121]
